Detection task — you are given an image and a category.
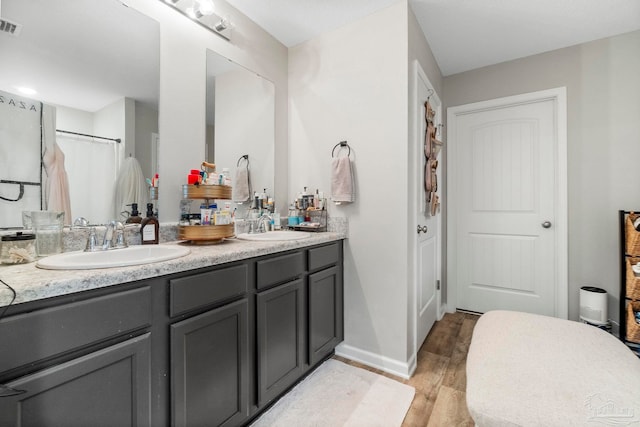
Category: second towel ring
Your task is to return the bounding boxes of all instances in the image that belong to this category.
[332,141,351,158]
[237,154,249,167]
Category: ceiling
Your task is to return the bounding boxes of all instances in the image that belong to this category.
[0,0,159,112]
[1,0,638,111]
[225,0,640,76]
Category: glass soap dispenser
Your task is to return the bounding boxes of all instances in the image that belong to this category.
[140,203,159,244]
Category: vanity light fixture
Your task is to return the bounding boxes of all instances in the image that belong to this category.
[159,0,231,41]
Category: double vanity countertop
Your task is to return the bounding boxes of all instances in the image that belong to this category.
[0,232,345,308]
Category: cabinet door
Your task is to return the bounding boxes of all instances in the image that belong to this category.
[171,299,249,427]
[308,266,344,366]
[256,279,305,406]
[0,333,151,427]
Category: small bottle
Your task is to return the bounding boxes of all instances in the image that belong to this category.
[221,168,232,186]
[140,203,159,244]
[125,203,142,224]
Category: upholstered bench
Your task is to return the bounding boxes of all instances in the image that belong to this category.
[466,310,640,427]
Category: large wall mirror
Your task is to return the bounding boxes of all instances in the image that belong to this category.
[0,0,159,228]
[206,49,275,211]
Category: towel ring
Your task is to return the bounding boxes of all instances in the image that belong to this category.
[332,141,351,158]
[237,154,249,167]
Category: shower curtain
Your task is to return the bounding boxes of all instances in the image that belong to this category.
[56,133,121,225]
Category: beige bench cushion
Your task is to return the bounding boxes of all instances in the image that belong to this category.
[466,310,640,427]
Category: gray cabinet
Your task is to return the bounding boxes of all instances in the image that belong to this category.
[309,265,344,366]
[308,242,344,366]
[0,239,343,427]
[171,299,249,427]
[256,278,305,406]
[0,333,152,427]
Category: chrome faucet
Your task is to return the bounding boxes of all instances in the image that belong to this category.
[255,213,272,234]
[85,221,127,252]
[102,221,127,250]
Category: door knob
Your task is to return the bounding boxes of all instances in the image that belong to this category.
[417,225,428,234]
[542,221,552,229]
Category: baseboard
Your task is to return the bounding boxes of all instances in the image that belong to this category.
[335,343,415,380]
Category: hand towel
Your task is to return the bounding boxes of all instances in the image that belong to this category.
[114,156,149,218]
[232,166,251,202]
[331,157,355,204]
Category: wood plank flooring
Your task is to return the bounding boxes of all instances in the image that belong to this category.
[335,311,479,427]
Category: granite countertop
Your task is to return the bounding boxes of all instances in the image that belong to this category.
[0,233,345,308]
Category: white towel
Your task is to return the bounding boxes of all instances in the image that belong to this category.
[114,157,149,218]
[232,166,250,202]
[331,157,355,204]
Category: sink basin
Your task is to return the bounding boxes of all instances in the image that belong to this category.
[236,231,311,241]
[36,245,191,270]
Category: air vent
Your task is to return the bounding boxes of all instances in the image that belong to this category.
[0,18,23,37]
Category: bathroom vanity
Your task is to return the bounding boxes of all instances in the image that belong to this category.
[0,235,344,427]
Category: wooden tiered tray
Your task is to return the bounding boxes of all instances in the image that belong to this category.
[178,184,234,244]
[182,184,232,200]
[178,223,234,244]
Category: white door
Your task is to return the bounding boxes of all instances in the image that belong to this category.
[448,89,568,318]
[414,62,441,349]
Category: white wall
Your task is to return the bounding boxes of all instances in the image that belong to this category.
[56,106,94,134]
[124,0,288,222]
[443,30,640,326]
[289,1,418,375]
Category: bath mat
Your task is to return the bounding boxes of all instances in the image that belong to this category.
[250,359,415,427]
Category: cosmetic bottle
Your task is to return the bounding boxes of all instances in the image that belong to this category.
[140,203,159,244]
[125,203,142,224]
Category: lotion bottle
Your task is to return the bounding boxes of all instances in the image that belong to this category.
[140,203,159,244]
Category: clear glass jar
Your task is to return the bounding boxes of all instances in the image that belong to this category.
[1,232,37,264]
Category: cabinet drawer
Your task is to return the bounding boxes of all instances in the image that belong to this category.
[308,243,340,272]
[0,286,151,374]
[170,264,248,317]
[256,252,305,290]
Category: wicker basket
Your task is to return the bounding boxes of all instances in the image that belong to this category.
[626,257,640,300]
[626,301,640,343]
[625,213,640,256]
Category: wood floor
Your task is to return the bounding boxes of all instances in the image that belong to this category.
[335,311,479,427]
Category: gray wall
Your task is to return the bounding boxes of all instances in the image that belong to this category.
[443,30,640,326]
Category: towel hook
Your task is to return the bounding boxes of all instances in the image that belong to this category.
[332,141,351,158]
[237,154,249,167]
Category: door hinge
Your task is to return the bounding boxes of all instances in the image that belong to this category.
[436,280,440,290]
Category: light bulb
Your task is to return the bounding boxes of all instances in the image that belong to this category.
[214,18,228,31]
[185,6,198,19]
[195,0,215,17]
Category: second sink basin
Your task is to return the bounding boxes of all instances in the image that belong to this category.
[236,231,311,241]
[36,245,191,270]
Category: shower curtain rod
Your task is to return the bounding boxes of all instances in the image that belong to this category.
[56,129,121,143]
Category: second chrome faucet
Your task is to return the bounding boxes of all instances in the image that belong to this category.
[85,221,128,252]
